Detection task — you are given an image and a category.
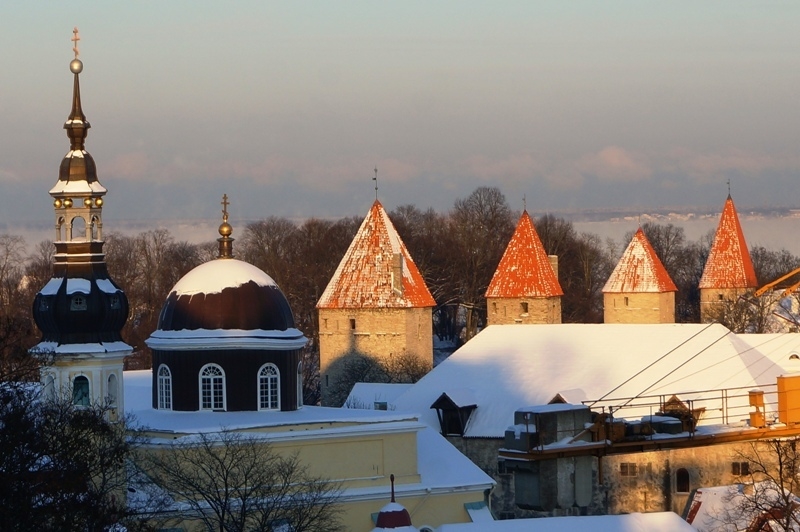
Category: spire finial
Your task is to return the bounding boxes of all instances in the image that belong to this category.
[727,178,732,198]
[217,194,234,258]
[390,474,396,503]
[523,194,527,212]
[373,166,379,201]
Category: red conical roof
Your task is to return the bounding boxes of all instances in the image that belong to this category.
[603,228,677,293]
[317,200,435,309]
[486,211,563,298]
[699,196,758,289]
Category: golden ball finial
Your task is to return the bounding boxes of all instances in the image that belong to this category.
[219,221,232,237]
[70,59,83,74]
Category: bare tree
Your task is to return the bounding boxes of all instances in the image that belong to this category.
[718,439,800,532]
[138,431,342,532]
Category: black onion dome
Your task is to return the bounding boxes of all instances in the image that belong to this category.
[157,259,295,332]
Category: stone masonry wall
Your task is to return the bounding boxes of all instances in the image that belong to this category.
[603,291,675,324]
[486,297,562,326]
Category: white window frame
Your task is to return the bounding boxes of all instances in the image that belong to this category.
[157,364,173,410]
[200,364,226,411]
[107,373,118,407]
[73,375,90,406]
[258,363,280,411]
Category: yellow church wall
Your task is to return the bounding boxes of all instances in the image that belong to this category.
[486,297,562,326]
[603,292,675,324]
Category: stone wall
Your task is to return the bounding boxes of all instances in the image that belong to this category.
[486,297,562,326]
[700,287,749,323]
[603,291,675,324]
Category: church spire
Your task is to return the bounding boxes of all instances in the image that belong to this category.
[65,27,89,151]
[217,194,235,259]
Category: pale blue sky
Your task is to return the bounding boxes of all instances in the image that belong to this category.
[2,2,799,228]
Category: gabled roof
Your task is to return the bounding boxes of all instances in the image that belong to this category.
[603,228,677,293]
[699,195,758,290]
[485,211,563,298]
[392,323,791,438]
[317,200,435,309]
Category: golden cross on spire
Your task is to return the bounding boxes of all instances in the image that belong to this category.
[221,194,230,222]
[72,27,81,58]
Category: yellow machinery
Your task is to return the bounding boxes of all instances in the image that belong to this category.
[754,267,800,298]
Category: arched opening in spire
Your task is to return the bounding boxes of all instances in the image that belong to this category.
[71,216,86,241]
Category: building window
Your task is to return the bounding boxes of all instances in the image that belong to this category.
[158,365,172,410]
[107,373,118,407]
[71,295,87,311]
[109,294,120,309]
[676,468,690,493]
[624,296,629,306]
[350,318,356,330]
[258,363,280,411]
[44,374,55,401]
[200,364,226,411]
[297,362,303,407]
[374,401,388,410]
[73,375,90,406]
[732,462,750,476]
[520,302,529,314]
[620,463,637,477]
[492,302,497,314]
[718,293,724,301]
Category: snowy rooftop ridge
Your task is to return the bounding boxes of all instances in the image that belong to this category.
[317,200,435,309]
[699,195,758,290]
[485,210,563,299]
[170,259,277,296]
[603,227,677,293]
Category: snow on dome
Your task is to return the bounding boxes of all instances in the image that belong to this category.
[171,259,277,296]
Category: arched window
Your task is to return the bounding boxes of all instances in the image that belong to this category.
[297,361,303,408]
[676,468,690,493]
[73,375,90,406]
[90,215,100,240]
[107,373,118,406]
[258,363,280,411]
[71,216,86,241]
[200,364,225,411]
[44,374,55,401]
[158,365,172,410]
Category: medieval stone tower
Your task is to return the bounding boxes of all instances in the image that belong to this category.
[31,36,132,417]
[317,200,435,404]
[603,227,677,324]
[698,195,758,323]
[485,210,563,325]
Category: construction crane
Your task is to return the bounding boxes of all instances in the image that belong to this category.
[754,267,800,298]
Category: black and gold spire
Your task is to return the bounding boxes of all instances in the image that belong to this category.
[32,29,129,348]
[217,194,235,259]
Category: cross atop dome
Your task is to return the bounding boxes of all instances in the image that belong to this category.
[217,194,234,258]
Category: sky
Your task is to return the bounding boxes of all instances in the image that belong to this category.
[2,2,799,231]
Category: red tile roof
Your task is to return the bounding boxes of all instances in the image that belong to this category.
[603,228,677,293]
[699,196,758,290]
[317,200,436,309]
[485,211,563,298]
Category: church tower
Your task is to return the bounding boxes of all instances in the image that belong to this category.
[603,228,677,324]
[31,31,132,417]
[317,200,435,404]
[485,210,563,325]
[698,194,758,322]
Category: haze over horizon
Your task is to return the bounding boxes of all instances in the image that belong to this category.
[2,2,799,227]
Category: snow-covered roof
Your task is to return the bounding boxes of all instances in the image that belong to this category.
[123,370,494,499]
[317,200,435,309]
[145,328,307,351]
[436,511,694,531]
[699,196,758,290]
[603,228,677,293]
[170,259,277,296]
[31,340,132,355]
[345,383,414,408]
[485,211,563,299]
[391,324,792,438]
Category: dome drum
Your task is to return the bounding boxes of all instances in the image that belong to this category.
[151,348,302,412]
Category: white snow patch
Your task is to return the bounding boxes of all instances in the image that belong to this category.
[146,328,307,351]
[39,277,63,296]
[170,259,277,296]
[66,278,91,294]
[96,278,118,294]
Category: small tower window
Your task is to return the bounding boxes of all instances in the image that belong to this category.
[109,294,120,310]
[199,364,226,411]
[107,373,118,407]
[71,295,87,311]
[520,302,529,314]
[624,296,629,306]
[258,363,280,411]
[350,318,356,330]
[718,293,724,301]
[73,375,90,406]
[297,361,303,408]
[676,468,690,493]
[158,365,172,410]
